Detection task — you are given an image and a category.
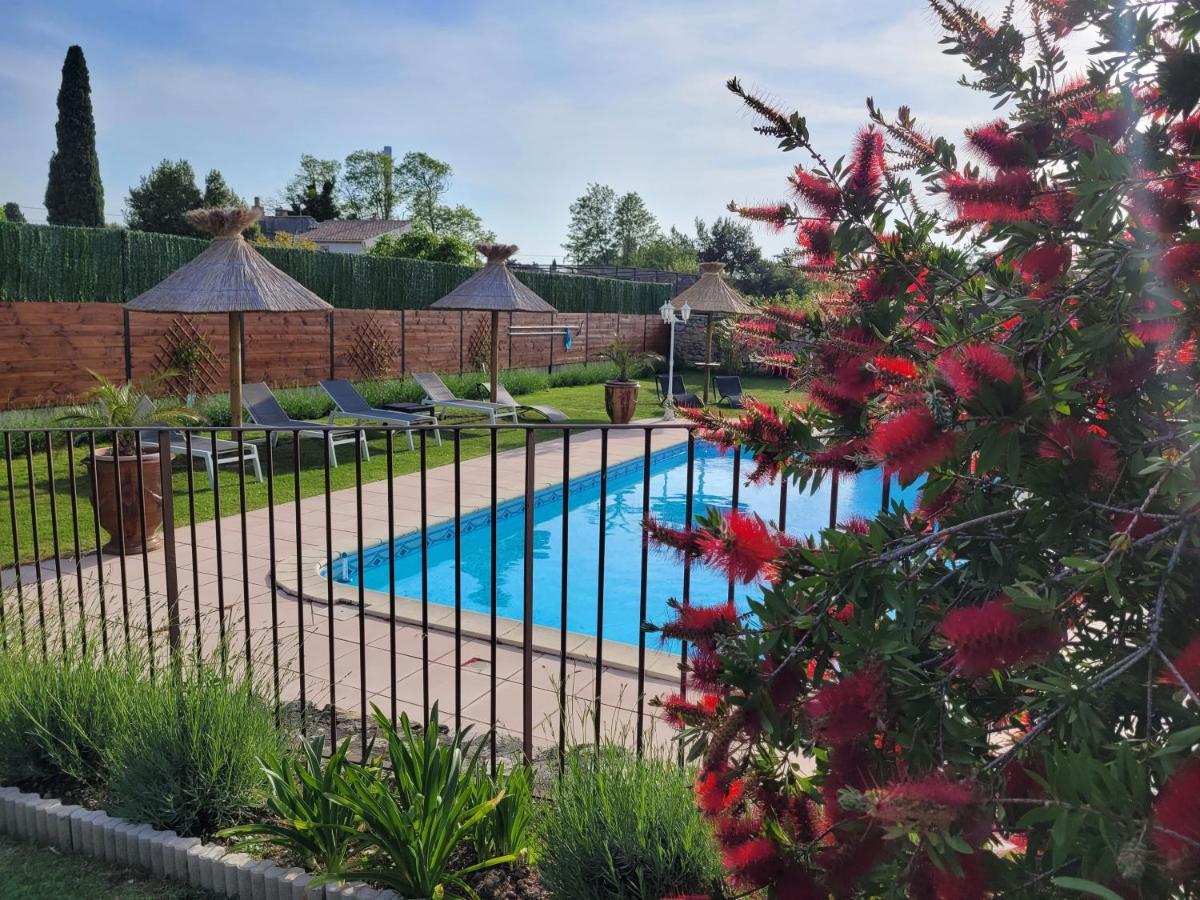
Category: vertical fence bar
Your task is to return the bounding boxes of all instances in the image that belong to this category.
[323,431,337,750]
[778,476,789,532]
[109,431,131,651]
[355,430,368,762]
[133,438,155,674]
[237,430,252,668]
[26,439,48,658]
[728,449,742,604]
[4,434,26,650]
[593,429,609,750]
[680,433,696,696]
[829,472,840,530]
[184,431,201,660]
[881,474,892,512]
[453,430,462,733]
[636,427,652,757]
[211,427,227,670]
[66,432,87,655]
[420,430,430,727]
[157,431,181,661]
[489,428,498,775]
[293,431,307,737]
[522,430,536,762]
[87,432,108,655]
[264,432,281,723]
[386,430,398,728]
[558,429,570,771]
[42,433,67,653]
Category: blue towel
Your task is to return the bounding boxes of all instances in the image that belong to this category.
[564,329,573,350]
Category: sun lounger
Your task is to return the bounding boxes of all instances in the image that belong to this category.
[411,372,519,423]
[714,375,746,409]
[138,428,262,490]
[477,381,568,422]
[319,380,441,450]
[655,374,702,409]
[242,383,368,467]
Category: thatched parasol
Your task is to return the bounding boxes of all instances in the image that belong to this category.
[671,261,757,403]
[429,243,555,403]
[124,207,332,426]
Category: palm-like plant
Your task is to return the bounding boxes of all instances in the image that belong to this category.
[58,371,202,454]
[599,338,662,383]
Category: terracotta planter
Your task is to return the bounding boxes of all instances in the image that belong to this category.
[85,448,164,554]
[604,380,640,424]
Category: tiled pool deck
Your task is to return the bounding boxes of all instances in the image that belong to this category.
[0,424,694,752]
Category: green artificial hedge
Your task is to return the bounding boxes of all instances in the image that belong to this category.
[0,221,669,314]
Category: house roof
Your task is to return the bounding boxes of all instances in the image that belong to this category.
[302,219,410,244]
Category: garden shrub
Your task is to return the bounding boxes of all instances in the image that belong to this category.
[538,744,723,900]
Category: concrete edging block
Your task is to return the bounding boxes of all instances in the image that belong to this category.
[197,844,227,891]
[221,851,253,897]
[168,835,201,880]
[52,803,81,850]
[36,800,62,845]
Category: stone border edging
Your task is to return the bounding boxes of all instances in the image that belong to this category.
[0,785,403,899]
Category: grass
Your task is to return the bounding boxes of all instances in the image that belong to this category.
[0,373,794,567]
[0,836,211,898]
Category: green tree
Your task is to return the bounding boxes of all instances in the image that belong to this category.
[284,155,341,207]
[293,179,339,220]
[201,169,241,208]
[613,191,659,264]
[396,152,451,229]
[425,204,494,243]
[631,226,697,272]
[341,149,398,219]
[2,203,25,223]
[124,159,202,236]
[44,45,104,227]
[694,215,762,281]
[563,183,618,264]
[368,230,478,265]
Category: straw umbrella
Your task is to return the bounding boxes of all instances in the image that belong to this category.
[671,261,757,403]
[125,207,332,427]
[429,243,555,403]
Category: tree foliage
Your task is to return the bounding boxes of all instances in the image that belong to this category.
[368,229,478,265]
[2,204,22,224]
[201,169,241,208]
[655,3,1200,898]
[44,45,104,227]
[124,159,204,236]
[564,182,619,264]
[285,155,341,209]
[292,179,340,220]
[396,151,451,230]
[341,149,398,220]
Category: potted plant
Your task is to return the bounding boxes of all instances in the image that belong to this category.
[599,339,662,424]
[59,373,201,554]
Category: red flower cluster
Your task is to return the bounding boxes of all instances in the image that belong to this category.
[868,406,958,483]
[867,774,978,831]
[1158,242,1200,288]
[804,665,887,743]
[790,166,842,217]
[936,343,1019,400]
[806,438,868,474]
[733,203,789,231]
[1153,755,1200,874]
[1037,419,1121,492]
[797,219,835,267]
[846,128,885,207]
[657,599,739,646]
[695,511,789,584]
[1015,243,1071,297]
[662,692,719,729]
[1160,635,1200,695]
[938,596,1064,677]
[943,168,1035,226]
[965,118,1048,167]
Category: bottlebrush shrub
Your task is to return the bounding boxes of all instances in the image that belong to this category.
[656,5,1200,898]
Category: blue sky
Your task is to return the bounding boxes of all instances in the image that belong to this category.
[1,0,1022,261]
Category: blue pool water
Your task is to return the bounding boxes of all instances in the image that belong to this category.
[329,442,916,647]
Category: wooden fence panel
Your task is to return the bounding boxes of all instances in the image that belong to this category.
[0,303,126,407]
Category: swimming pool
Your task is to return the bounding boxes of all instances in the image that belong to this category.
[328,441,916,647]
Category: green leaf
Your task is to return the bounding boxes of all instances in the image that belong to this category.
[1051,877,1125,900]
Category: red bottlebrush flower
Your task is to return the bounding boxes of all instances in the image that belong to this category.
[1158,242,1200,288]
[1032,187,1076,225]
[695,511,786,584]
[1130,174,1192,235]
[822,741,872,822]
[846,128,885,207]
[937,343,1019,399]
[797,218,835,267]
[874,354,921,384]
[1110,511,1159,540]
[868,405,958,483]
[1160,635,1200,695]
[713,811,759,849]
[804,665,887,744]
[1066,105,1132,153]
[818,832,889,893]
[868,774,978,831]
[722,836,780,889]
[942,168,1035,226]
[1153,755,1200,874]
[645,516,705,558]
[841,516,872,535]
[696,771,743,815]
[734,203,789,231]
[1038,419,1121,492]
[916,479,964,524]
[910,850,988,900]
[938,595,1065,677]
[661,692,718,729]
[806,441,864,475]
[790,166,842,217]
[659,600,739,646]
[689,646,724,692]
[1170,112,1200,152]
[965,118,1033,167]
[1103,347,1156,397]
[1003,757,1046,802]
[808,360,877,417]
[1014,243,1071,296]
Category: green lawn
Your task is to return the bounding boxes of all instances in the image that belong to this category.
[0,836,211,899]
[0,374,793,567]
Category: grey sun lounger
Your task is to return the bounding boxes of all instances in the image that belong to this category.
[134,397,262,490]
[412,372,519,424]
[656,374,702,409]
[319,380,441,450]
[714,375,746,409]
[243,382,369,467]
[478,381,568,423]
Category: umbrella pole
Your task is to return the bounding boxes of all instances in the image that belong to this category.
[703,315,714,404]
[490,310,500,404]
[229,311,243,428]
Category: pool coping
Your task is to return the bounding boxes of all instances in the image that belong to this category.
[273,424,692,681]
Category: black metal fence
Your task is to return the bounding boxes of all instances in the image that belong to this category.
[0,422,868,770]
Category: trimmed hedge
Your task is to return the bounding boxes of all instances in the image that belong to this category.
[0,221,669,314]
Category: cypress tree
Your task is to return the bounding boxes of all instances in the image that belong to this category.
[45,45,104,226]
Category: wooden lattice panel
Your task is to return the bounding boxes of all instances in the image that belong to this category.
[347,313,399,380]
[151,316,223,397]
[466,317,492,374]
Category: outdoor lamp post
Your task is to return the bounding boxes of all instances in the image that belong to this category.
[660,298,691,420]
